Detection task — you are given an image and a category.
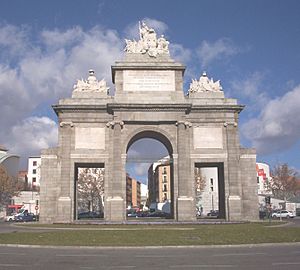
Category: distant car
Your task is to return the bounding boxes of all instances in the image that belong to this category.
[78,211,103,219]
[207,210,219,218]
[5,214,16,222]
[272,210,295,219]
[15,213,37,222]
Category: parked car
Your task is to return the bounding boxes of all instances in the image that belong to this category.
[5,214,16,222]
[15,213,37,222]
[272,210,295,219]
[207,210,219,218]
[78,211,103,219]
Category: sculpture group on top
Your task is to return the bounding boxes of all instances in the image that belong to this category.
[124,21,170,57]
[188,72,223,93]
[73,70,109,94]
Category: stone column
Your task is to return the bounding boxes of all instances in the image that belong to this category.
[57,121,73,222]
[224,121,242,221]
[176,121,195,221]
[106,121,125,221]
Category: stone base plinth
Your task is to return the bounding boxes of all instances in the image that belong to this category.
[56,196,72,223]
[228,195,242,221]
[177,196,196,221]
[106,197,125,222]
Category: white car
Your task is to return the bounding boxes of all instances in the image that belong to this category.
[5,214,16,222]
[272,210,295,219]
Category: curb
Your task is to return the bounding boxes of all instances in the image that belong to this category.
[1,242,300,250]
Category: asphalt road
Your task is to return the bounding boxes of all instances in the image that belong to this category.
[0,244,300,270]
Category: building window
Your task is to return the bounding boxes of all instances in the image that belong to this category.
[33,161,37,166]
[163,184,167,192]
[210,186,213,192]
[210,178,213,186]
[32,169,36,174]
[32,177,36,183]
[163,175,167,183]
[164,193,167,200]
[163,167,167,174]
[257,177,259,184]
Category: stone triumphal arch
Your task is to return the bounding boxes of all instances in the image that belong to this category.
[40,23,258,223]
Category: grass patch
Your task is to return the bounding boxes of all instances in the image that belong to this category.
[1,223,299,246]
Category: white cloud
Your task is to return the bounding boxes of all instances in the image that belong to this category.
[229,72,269,112]
[0,23,124,167]
[8,116,58,159]
[134,163,151,177]
[169,43,191,63]
[242,85,300,155]
[197,38,240,68]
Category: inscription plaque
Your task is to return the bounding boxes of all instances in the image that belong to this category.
[75,127,105,149]
[123,70,175,91]
[193,127,223,149]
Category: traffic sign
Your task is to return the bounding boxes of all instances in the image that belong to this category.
[35,205,39,210]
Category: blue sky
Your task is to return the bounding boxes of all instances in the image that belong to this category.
[0,0,299,181]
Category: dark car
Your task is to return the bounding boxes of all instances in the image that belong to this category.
[207,210,219,218]
[15,213,37,222]
[78,211,103,219]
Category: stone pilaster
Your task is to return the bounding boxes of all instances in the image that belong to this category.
[57,121,73,222]
[106,120,125,221]
[224,121,242,221]
[176,121,195,221]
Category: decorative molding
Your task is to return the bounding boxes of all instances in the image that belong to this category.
[190,153,227,159]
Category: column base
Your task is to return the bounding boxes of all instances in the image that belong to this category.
[228,195,242,221]
[105,196,125,222]
[56,196,72,223]
[177,196,196,221]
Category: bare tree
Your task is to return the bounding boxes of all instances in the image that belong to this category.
[77,168,104,213]
[194,167,206,214]
[0,165,21,209]
[195,167,206,192]
[268,163,300,201]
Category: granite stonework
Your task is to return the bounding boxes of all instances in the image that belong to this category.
[40,24,258,223]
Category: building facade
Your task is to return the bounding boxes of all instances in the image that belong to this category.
[27,157,41,190]
[126,174,141,208]
[40,23,258,223]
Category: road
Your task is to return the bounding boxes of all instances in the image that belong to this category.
[0,244,300,270]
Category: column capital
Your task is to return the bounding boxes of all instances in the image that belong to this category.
[176,121,192,128]
[106,121,124,129]
[59,121,74,128]
[224,122,237,127]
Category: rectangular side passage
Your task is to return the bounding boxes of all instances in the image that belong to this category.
[195,163,225,219]
[74,163,105,221]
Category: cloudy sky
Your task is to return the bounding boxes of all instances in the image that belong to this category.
[0,0,299,182]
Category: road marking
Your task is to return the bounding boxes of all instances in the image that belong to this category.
[56,254,107,257]
[170,265,236,268]
[213,252,267,257]
[0,253,26,256]
[135,255,177,258]
[0,264,22,267]
[272,262,300,265]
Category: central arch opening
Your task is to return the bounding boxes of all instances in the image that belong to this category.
[126,131,174,220]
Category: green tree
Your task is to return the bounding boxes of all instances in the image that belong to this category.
[269,163,300,201]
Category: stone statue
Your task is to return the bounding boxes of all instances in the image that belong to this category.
[73,70,109,94]
[124,20,170,57]
[188,72,223,93]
